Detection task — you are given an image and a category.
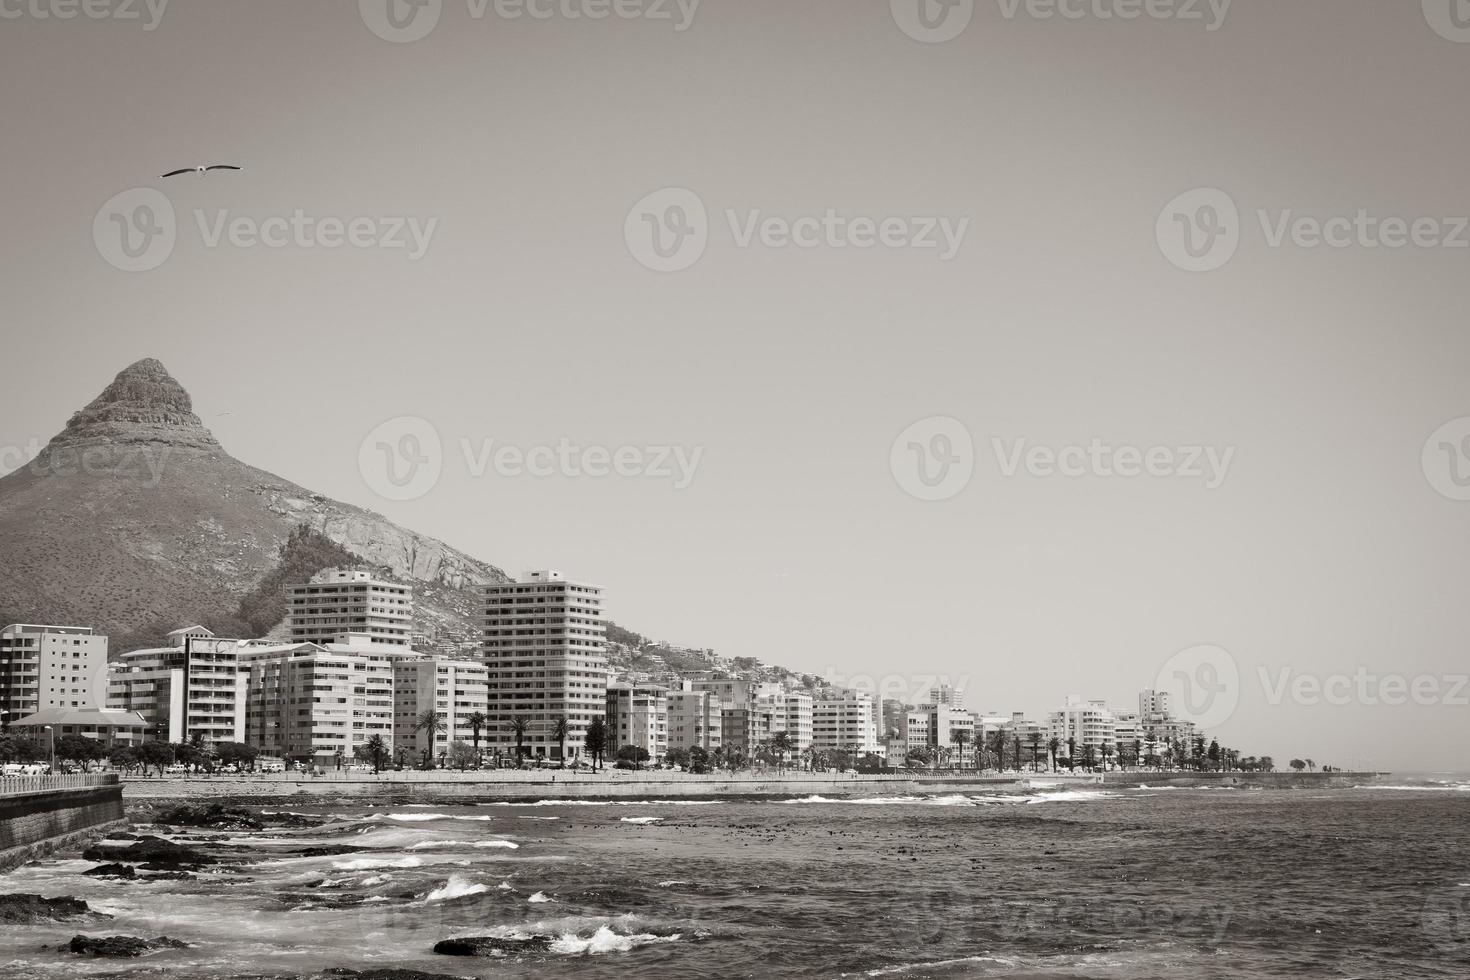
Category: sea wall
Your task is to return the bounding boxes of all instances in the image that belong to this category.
[0,776,126,872]
[122,771,1087,801]
[119,769,1388,802]
[1101,771,1386,790]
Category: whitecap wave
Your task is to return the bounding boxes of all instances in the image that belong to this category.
[549,924,679,955]
[425,875,489,902]
[408,839,519,850]
[528,891,554,903]
[620,816,663,824]
[330,856,425,870]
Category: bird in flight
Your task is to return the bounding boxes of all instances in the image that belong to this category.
[159,165,243,178]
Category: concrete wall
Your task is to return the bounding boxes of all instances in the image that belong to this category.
[121,772,1089,800]
[0,780,125,872]
[1101,770,1386,790]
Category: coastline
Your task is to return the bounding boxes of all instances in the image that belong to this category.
[116,769,1389,803]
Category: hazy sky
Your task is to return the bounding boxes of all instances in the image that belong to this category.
[2,0,1468,771]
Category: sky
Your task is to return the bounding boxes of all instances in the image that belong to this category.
[1,0,1468,771]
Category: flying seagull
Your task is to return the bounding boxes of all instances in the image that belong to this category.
[159,165,243,178]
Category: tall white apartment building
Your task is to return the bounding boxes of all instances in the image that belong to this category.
[482,570,607,762]
[108,626,246,744]
[782,691,814,753]
[240,638,407,766]
[813,692,881,755]
[668,684,722,754]
[605,684,669,762]
[393,656,490,762]
[1048,696,1117,756]
[0,624,108,726]
[287,569,413,648]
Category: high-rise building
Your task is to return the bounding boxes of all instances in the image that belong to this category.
[240,638,407,766]
[287,569,413,648]
[930,684,965,709]
[108,626,246,744]
[813,692,881,756]
[482,570,608,761]
[393,656,490,762]
[605,684,669,763]
[1139,688,1171,718]
[1048,696,1117,758]
[0,624,108,726]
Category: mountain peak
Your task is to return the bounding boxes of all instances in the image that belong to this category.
[45,357,222,453]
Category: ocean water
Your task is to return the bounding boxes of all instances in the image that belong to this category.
[2,780,1468,979]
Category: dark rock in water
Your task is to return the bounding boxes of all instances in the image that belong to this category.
[263,812,329,829]
[155,803,264,830]
[82,835,217,867]
[433,936,553,956]
[0,895,100,923]
[297,845,366,858]
[65,935,189,957]
[140,870,196,881]
[82,864,137,879]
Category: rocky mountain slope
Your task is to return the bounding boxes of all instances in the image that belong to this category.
[0,359,510,650]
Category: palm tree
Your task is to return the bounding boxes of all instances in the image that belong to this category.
[506,715,530,764]
[771,731,795,772]
[413,709,447,768]
[1047,736,1060,773]
[949,729,970,770]
[359,733,389,774]
[1013,735,1022,773]
[1101,741,1114,772]
[466,711,488,767]
[552,716,570,768]
[1066,736,1077,773]
[1132,739,1143,770]
[1028,732,1042,772]
[991,728,1008,772]
[584,716,607,771]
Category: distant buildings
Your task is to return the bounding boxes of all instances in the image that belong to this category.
[287,569,413,647]
[482,570,608,762]
[10,706,149,749]
[0,624,109,726]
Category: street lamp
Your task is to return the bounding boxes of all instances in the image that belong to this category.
[44,725,55,774]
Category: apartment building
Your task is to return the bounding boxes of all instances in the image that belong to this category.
[668,684,722,754]
[0,624,108,726]
[813,692,881,755]
[107,626,247,743]
[605,683,669,762]
[393,656,490,762]
[482,570,608,761]
[930,684,965,709]
[1048,696,1117,757]
[240,638,406,766]
[287,569,413,648]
